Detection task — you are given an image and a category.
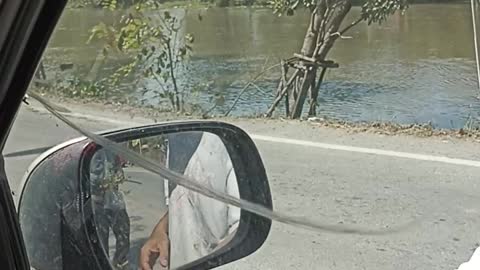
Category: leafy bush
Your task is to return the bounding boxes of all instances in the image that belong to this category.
[55,76,109,98]
[88,0,196,112]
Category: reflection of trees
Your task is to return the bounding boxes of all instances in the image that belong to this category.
[128,136,168,165]
[329,4,474,67]
[40,9,124,82]
[397,5,473,60]
[185,8,306,58]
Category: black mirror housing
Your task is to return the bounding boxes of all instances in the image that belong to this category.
[18,121,273,270]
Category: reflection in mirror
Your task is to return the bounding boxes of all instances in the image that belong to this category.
[89,136,168,270]
[89,131,240,270]
[167,132,240,269]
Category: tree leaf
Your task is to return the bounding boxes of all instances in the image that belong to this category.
[164,11,171,20]
[185,33,195,43]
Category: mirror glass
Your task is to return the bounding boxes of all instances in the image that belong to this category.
[89,131,240,269]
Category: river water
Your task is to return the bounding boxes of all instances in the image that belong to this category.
[46,3,480,129]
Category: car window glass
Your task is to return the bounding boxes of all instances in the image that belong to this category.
[5,1,480,270]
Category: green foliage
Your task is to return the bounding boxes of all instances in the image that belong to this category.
[361,0,408,24]
[128,136,168,163]
[56,76,109,98]
[68,0,97,8]
[89,1,196,112]
[269,0,315,15]
[99,0,159,9]
[270,0,408,24]
[101,0,119,10]
[99,170,127,190]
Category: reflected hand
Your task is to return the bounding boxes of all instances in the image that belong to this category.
[140,232,170,270]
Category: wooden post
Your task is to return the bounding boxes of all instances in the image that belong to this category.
[265,70,299,117]
[291,68,314,119]
[308,67,327,116]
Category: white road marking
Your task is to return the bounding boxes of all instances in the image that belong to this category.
[31,105,480,168]
[62,111,148,127]
[251,134,480,168]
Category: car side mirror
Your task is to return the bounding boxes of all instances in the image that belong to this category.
[18,121,272,270]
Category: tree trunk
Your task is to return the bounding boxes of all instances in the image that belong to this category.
[86,50,106,82]
[316,1,352,60]
[301,0,327,57]
[290,0,352,119]
[282,0,326,118]
[266,0,354,119]
[292,68,315,118]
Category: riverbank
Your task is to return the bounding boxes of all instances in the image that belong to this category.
[30,93,480,143]
[43,4,480,129]
[66,0,469,10]
[66,0,271,9]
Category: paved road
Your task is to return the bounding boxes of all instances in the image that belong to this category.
[122,168,168,268]
[6,103,480,270]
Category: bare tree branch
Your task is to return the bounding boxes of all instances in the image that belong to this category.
[265,69,300,117]
[251,82,268,95]
[225,62,282,116]
[166,39,180,111]
[339,16,364,35]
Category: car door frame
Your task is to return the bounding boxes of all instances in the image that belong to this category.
[0,0,68,269]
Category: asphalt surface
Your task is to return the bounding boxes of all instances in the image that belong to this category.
[5,103,480,270]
